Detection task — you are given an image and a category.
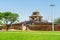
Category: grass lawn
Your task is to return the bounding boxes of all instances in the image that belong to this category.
[0,31,60,40]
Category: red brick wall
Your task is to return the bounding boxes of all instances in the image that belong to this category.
[54,25,60,31]
[2,24,60,31]
[28,25,60,31]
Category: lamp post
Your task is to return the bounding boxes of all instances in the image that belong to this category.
[50,4,55,31]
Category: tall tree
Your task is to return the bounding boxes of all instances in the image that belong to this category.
[0,12,19,31]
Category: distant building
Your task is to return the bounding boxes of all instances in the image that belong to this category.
[29,11,43,22]
[2,11,60,31]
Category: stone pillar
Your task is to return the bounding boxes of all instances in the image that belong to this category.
[22,24,26,31]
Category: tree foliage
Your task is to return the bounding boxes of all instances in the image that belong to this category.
[0,21,3,25]
[0,12,19,31]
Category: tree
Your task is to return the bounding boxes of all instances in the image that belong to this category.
[0,12,4,19]
[54,17,60,25]
[0,12,19,31]
[0,21,3,25]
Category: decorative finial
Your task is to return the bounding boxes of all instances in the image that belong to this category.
[33,9,39,12]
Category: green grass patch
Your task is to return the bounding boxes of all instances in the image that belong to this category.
[0,31,60,40]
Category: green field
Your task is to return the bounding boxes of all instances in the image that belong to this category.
[0,31,60,40]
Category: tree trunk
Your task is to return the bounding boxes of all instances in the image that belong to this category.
[6,22,13,31]
[6,25,10,31]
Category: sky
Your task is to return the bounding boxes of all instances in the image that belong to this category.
[0,0,60,22]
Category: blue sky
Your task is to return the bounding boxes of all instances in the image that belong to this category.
[0,0,60,22]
